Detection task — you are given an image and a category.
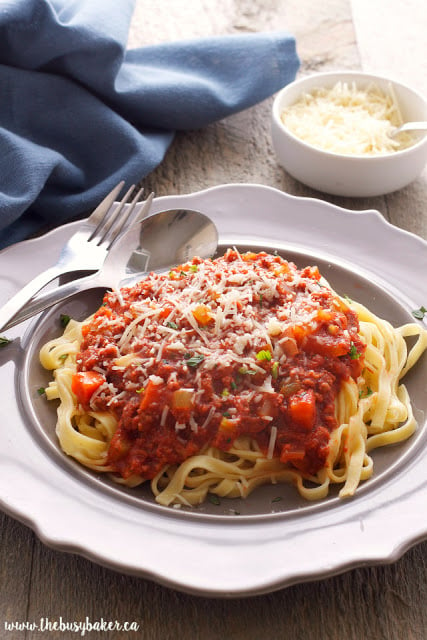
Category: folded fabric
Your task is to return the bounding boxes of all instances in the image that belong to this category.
[0,0,299,249]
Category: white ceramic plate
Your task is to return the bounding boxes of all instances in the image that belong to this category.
[1,183,426,597]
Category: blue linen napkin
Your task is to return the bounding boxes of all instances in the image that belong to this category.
[0,0,299,249]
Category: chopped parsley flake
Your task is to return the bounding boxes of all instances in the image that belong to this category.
[185,353,205,368]
[0,336,11,347]
[60,314,71,328]
[348,343,361,359]
[412,306,427,320]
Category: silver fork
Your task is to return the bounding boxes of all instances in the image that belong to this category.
[0,181,147,333]
[2,194,155,330]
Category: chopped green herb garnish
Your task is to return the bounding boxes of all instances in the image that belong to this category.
[221,388,230,397]
[412,306,427,320]
[256,349,272,362]
[37,387,46,396]
[135,387,145,394]
[185,353,205,368]
[272,496,283,503]
[166,321,179,330]
[0,336,11,347]
[348,343,361,359]
[359,386,373,399]
[271,361,279,379]
[60,314,71,328]
[189,265,198,272]
[208,494,221,506]
[59,353,69,361]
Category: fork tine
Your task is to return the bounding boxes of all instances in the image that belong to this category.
[94,184,137,245]
[88,182,132,244]
[105,190,155,249]
[110,185,154,234]
[101,184,145,246]
[86,181,125,239]
[133,191,155,224]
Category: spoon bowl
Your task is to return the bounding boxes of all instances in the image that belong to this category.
[127,208,219,275]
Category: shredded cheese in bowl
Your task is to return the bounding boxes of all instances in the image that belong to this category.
[280,81,416,156]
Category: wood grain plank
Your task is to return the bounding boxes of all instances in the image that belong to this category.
[26,538,427,640]
[0,514,34,639]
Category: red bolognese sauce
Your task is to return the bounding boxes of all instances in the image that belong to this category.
[71,250,365,480]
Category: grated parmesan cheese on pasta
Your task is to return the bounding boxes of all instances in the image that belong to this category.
[281,81,416,155]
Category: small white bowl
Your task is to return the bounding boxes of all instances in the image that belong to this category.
[271,71,427,197]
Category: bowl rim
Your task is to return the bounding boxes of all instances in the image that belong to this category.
[272,69,427,161]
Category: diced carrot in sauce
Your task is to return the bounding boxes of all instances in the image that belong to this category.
[159,305,174,320]
[171,389,194,410]
[219,417,239,431]
[274,264,291,276]
[317,309,333,322]
[71,371,105,405]
[288,389,316,430]
[292,325,308,343]
[192,304,212,326]
[280,337,299,357]
[301,265,321,280]
[242,252,258,261]
[139,380,163,411]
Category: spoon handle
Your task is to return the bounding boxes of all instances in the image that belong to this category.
[0,273,104,331]
[391,121,427,136]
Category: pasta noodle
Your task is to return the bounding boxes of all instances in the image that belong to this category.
[40,250,427,507]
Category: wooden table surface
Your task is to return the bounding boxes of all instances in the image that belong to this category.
[1,1,426,638]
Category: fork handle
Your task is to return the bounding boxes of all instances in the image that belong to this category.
[0,271,105,332]
[0,265,72,333]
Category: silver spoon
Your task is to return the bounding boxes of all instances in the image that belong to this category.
[388,121,427,137]
[2,208,218,331]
